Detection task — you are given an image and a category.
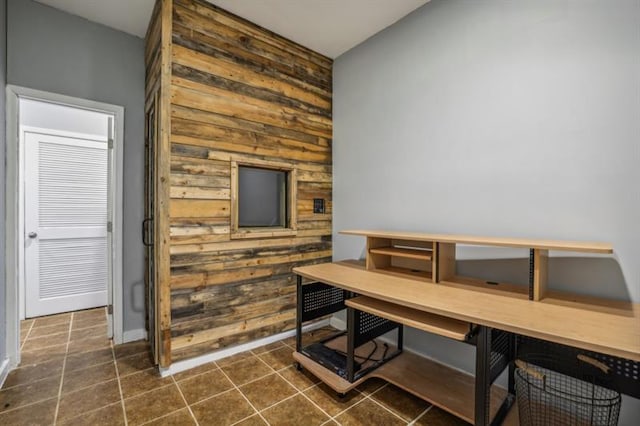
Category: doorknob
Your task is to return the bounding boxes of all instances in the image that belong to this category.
[28,232,38,239]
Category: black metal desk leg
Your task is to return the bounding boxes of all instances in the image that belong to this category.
[475,325,492,426]
[346,307,356,382]
[296,275,303,352]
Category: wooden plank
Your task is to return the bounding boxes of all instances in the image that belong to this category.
[171,255,332,289]
[172,318,296,362]
[170,241,331,267]
[172,310,295,349]
[346,296,470,341]
[171,140,333,171]
[341,230,614,254]
[172,104,324,147]
[172,117,329,157]
[369,246,433,261]
[170,156,230,176]
[170,235,326,255]
[172,132,330,165]
[171,276,295,309]
[533,249,549,301]
[171,23,331,94]
[170,172,230,188]
[169,199,229,218]
[170,70,331,130]
[171,84,332,140]
[158,0,174,368]
[371,266,432,283]
[170,186,230,200]
[172,250,333,273]
[294,262,640,362]
[437,243,456,283]
[292,349,507,424]
[144,0,162,64]
[173,0,332,71]
[366,237,391,271]
[170,221,229,237]
[172,294,296,334]
[172,62,331,117]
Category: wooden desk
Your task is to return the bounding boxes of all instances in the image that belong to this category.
[294,262,640,362]
[293,261,639,425]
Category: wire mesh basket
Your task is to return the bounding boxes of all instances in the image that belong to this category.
[515,354,621,426]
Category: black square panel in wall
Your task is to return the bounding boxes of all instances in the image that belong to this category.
[313,198,325,214]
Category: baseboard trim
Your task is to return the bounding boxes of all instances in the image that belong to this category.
[0,358,10,389]
[160,319,331,377]
[329,316,346,330]
[122,328,148,343]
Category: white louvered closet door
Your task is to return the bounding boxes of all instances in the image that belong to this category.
[25,131,109,317]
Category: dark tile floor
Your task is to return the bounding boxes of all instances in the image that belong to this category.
[1,313,469,425]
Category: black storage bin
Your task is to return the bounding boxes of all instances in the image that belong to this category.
[515,354,621,426]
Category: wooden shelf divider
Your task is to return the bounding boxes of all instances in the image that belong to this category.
[346,296,471,341]
[369,246,433,261]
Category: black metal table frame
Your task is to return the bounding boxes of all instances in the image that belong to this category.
[294,275,640,425]
[295,276,516,425]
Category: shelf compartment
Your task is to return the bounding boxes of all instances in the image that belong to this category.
[293,346,508,424]
[371,266,432,282]
[369,246,433,261]
[367,237,435,282]
[346,296,471,341]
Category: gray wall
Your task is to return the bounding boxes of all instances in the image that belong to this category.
[333,0,639,422]
[1,0,7,366]
[7,0,146,333]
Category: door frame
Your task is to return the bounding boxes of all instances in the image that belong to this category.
[5,85,125,368]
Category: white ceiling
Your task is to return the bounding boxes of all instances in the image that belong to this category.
[35,0,156,39]
[206,0,429,58]
[34,0,429,58]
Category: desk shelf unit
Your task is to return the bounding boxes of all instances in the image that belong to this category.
[292,230,640,426]
[366,235,436,282]
[343,229,614,302]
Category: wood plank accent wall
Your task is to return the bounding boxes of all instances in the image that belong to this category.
[145,0,175,367]
[147,0,333,365]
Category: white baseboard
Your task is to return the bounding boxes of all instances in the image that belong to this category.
[160,318,331,377]
[0,358,10,389]
[329,316,346,330]
[122,328,147,343]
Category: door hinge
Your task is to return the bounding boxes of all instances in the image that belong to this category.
[107,305,113,315]
[108,138,114,149]
[107,221,113,232]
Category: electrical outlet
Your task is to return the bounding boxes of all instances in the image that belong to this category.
[313,198,325,214]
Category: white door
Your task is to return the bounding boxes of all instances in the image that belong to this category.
[24,130,109,317]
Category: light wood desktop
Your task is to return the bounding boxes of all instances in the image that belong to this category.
[293,230,638,425]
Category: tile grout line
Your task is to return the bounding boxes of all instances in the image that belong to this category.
[52,312,74,425]
[19,319,36,351]
[172,364,220,383]
[407,404,433,425]
[171,376,200,426]
[0,396,59,415]
[137,407,189,426]
[216,364,271,426]
[54,401,123,425]
[119,380,184,404]
[324,383,388,423]
[111,341,129,426]
[253,352,337,423]
[364,392,412,424]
